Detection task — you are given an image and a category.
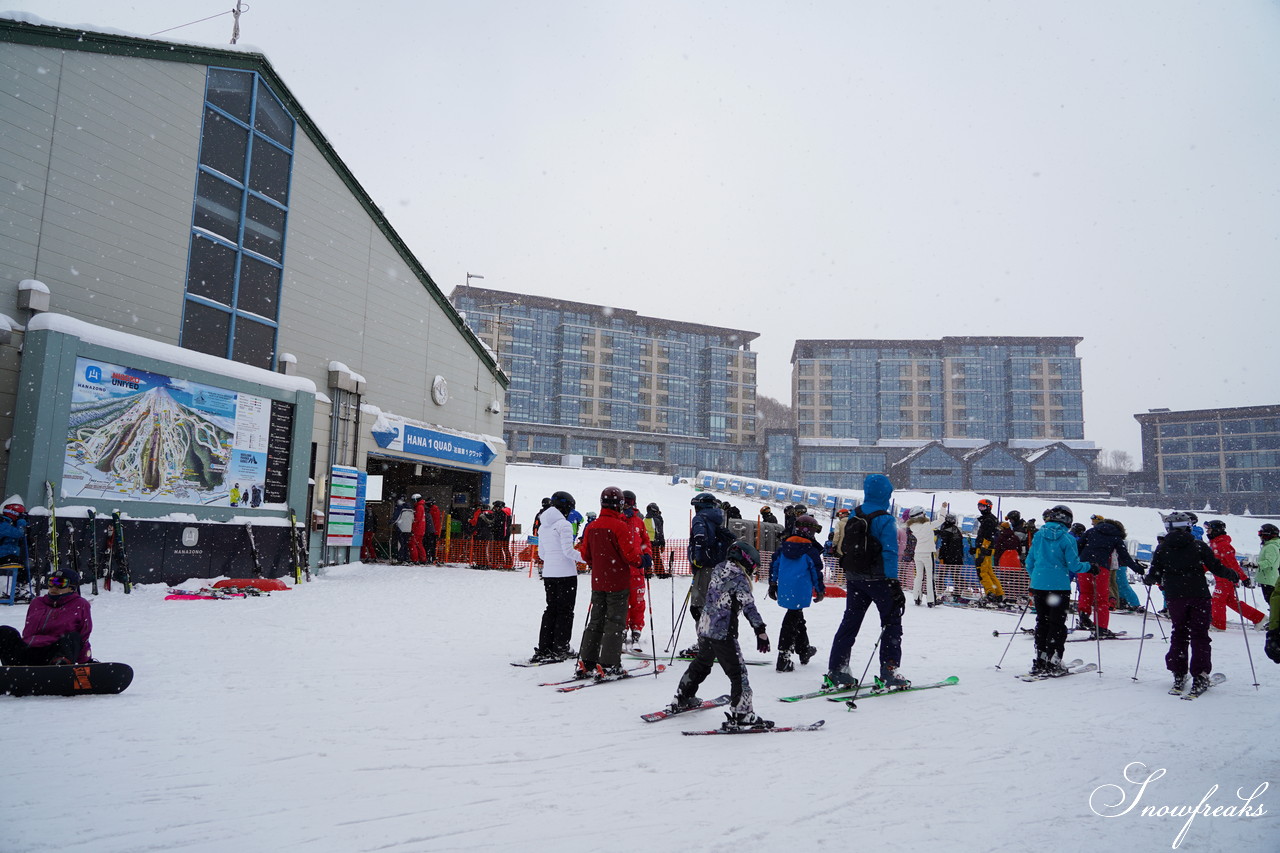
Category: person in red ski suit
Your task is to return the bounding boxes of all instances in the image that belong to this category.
[620,490,652,648]
[408,495,427,563]
[423,498,443,564]
[1205,520,1265,630]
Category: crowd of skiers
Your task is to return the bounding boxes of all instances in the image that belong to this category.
[515,478,1280,728]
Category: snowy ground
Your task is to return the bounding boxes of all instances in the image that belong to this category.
[3,466,1276,852]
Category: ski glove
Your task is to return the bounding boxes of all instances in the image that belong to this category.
[767,582,778,600]
[756,629,770,654]
[814,586,826,602]
[888,579,907,616]
[641,554,653,570]
[1142,573,1158,587]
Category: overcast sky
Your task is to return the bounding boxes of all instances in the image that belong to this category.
[12,1,1280,458]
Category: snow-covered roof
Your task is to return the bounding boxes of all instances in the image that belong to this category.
[28,313,317,395]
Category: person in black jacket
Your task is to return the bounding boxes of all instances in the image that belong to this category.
[973,499,1003,603]
[935,513,965,597]
[645,502,667,577]
[1079,516,1142,638]
[1145,511,1239,695]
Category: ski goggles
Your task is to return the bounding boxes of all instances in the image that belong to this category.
[46,575,72,589]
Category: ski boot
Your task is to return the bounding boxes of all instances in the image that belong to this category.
[1187,674,1212,697]
[722,710,774,731]
[1078,612,1095,631]
[551,645,577,662]
[797,645,818,666]
[1095,627,1119,640]
[776,651,794,673]
[573,660,597,680]
[822,669,857,690]
[1169,674,1188,695]
[875,664,911,691]
[527,647,554,664]
[596,664,627,681]
[670,693,703,712]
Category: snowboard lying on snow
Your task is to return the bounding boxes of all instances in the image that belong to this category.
[0,662,134,697]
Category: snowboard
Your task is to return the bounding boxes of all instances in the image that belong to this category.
[0,662,133,697]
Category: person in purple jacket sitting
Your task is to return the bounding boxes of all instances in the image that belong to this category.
[0,565,93,665]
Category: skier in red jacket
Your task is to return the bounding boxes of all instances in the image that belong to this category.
[574,487,642,680]
[1205,520,1265,630]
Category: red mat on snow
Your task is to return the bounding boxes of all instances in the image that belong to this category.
[213,578,289,591]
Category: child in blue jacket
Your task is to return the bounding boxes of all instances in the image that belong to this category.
[768,514,826,672]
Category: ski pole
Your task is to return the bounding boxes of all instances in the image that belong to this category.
[668,585,693,656]
[1093,576,1103,676]
[644,572,659,678]
[1239,602,1260,689]
[1131,583,1155,681]
[994,596,1032,670]
[847,625,887,700]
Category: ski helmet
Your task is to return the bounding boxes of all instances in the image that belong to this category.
[836,508,851,517]
[2,502,24,521]
[411,494,422,501]
[550,491,576,514]
[691,493,718,509]
[1005,510,1021,523]
[795,514,822,534]
[1186,512,1198,523]
[622,490,638,508]
[1042,505,1073,526]
[541,497,552,508]
[600,486,624,510]
[492,500,505,509]
[1259,523,1279,539]
[726,539,760,575]
[1161,511,1196,531]
[943,513,957,524]
[646,502,660,514]
[908,506,927,522]
[1204,519,1227,538]
[978,499,992,511]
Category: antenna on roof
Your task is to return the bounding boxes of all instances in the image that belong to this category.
[230,1,249,44]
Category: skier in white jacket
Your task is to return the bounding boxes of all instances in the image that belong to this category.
[526,491,582,663]
[907,505,944,607]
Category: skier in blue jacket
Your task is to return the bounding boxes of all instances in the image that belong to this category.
[768,514,825,672]
[825,474,907,689]
[1024,505,1092,676]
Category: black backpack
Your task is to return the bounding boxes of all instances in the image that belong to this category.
[838,508,888,576]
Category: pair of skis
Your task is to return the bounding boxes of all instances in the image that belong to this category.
[1016,658,1098,682]
[42,482,128,594]
[638,693,824,735]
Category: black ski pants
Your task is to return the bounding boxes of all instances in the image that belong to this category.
[579,588,629,668]
[1031,588,1070,663]
[537,575,577,654]
[778,608,810,654]
[677,635,754,714]
[0,626,81,666]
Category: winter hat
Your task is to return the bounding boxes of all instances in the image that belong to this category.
[49,565,81,588]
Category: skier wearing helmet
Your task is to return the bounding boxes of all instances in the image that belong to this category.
[1023,505,1092,677]
[973,498,1004,604]
[767,514,825,672]
[670,540,773,731]
[573,487,643,680]
[1259,524,1280,664]
[0,502,29,602]
[1204,520,1264,631]
[1145,511,1238,696]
